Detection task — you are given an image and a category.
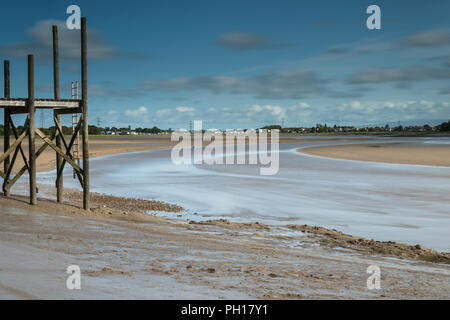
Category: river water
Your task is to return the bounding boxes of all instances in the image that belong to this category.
[36,135,450,252]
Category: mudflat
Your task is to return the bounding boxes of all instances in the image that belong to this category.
[0,192,449,299]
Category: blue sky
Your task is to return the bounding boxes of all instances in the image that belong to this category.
[0,0,449,129]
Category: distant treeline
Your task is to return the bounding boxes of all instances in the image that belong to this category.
[103,126,171,134]
[438,120,450,131]
[0,124,168,136]
[262,121,450,133]
[0,121,449,136]
[0,124,104,136]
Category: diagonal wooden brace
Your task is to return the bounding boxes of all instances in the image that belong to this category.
[53,115,70,152]
[35,127,83,175]
[5,130,58,190]
[56,118,83,185]
[1,118,30,189]
[3,142,22,191]
[0,123,28,165]
[10,118,30,173]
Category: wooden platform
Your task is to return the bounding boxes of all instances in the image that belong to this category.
[0,18,90,210]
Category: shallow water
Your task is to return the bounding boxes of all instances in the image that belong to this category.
[35,136,450,252]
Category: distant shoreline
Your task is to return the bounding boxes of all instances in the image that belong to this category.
[2,133,449,173]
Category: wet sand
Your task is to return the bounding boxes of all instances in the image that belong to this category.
[1,193,449,299]
[299,142,450,167]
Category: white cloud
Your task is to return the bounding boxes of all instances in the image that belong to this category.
[104,110,120,123]
[335,100,450,122]
[156,108,171,117]
[125,106,148,118]
[150,106,196,126]
[245,104,286,122]
[176,106,195,113]
[288,102,312,110]
[215,100,450,127]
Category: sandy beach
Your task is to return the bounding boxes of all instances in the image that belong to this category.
[299,142,450,167]
[0,136,177,174]
[1,191,449,299]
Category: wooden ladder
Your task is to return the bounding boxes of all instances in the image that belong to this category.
[71,81,80,178]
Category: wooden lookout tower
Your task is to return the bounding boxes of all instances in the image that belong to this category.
[0,18,90,210]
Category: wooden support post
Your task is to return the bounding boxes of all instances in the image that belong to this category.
[28,54,37,205]
[81,17,90,210]
[53,25,63,203]
[3,60,10,196]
